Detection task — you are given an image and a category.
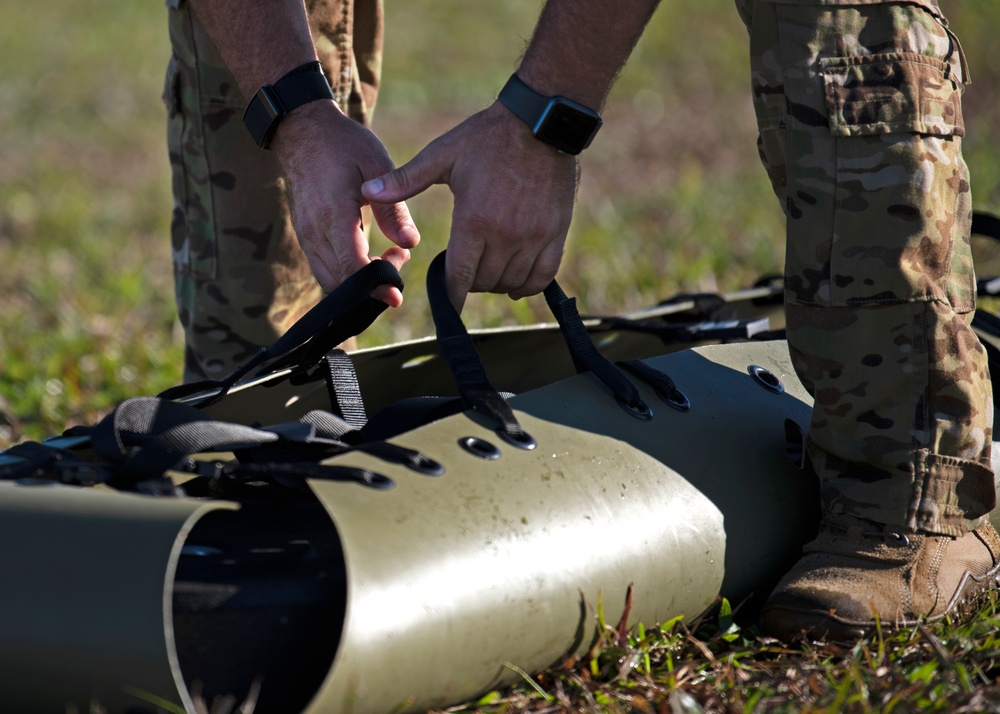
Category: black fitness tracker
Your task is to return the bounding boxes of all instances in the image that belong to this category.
[243,61,335,150]
[497,73,603,155]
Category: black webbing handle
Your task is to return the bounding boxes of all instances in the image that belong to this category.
[543,281,649,416]
[426,251,652,445]
[426,253,534,447]
[159,259,403,407]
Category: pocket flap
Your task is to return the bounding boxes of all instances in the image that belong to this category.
[821,52,963,137]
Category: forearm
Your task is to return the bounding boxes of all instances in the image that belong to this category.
[187,0,319,101]
[517,0,661,110]
[186,0,417,299]
[187,0,348,163]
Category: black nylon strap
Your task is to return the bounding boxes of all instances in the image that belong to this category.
[159,259,403,408]
[617,359,690,411]
[0,441,109,486]
[89,397,214,464]
[617,359,679,396]
[223,460,395,490]
[88,397,285,481]
[299,409,358,441]
[425,250,653,439]
[543,281,646,412]
[973,211,1000,241]
[238,259,402,380]
[360,395,466,442]
[123,420,282,483]
[320,350,368,429]
[426,252,526,441]
[84,397,367,485]
[351,440,446,476]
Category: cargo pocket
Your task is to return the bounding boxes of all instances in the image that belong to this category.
[818,52,973,309]
[822,52,964,139]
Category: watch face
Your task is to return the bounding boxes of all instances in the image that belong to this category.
[534,99,603,155]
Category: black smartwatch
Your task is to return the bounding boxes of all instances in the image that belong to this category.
[497,73,603,155]
[242,61,335,149]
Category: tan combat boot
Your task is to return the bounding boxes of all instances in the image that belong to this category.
[758,514,1000,641]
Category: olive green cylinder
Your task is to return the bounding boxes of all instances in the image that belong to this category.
[0,483,234,714]
[6,339,998,713]
[303,340,819,712]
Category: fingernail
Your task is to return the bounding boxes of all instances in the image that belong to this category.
[363,178,384,196]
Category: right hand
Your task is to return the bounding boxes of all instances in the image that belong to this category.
[361,102,578,312]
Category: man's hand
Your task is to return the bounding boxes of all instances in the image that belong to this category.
[273,100,420,306]
[361,102,578,311]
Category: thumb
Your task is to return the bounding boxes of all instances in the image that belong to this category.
[362,145,449,203]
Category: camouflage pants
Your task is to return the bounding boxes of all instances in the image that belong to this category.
[735,0,995,536]
[163,0,382,382]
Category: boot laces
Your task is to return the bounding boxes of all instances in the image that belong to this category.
[828,516,912,546]
[858,525,911,546]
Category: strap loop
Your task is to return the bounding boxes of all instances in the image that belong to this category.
[159,259,403,408]
[426,251,653,441]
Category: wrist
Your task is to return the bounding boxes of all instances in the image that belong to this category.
[242,61,337,149]
[485,102,576,171]
[270,99,344,161]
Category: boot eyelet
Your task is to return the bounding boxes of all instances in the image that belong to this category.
[889,531,910,546]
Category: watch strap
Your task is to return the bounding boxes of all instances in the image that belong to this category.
[497,73,602,155]
[498,73,554,131]
[243,61,335,150]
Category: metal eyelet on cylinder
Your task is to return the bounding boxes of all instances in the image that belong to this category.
[496,429,537,451]
[748,365,784,394]
[359,470,396,490]
[459,436,502,461]
[616,395,653,420]
[409,455,446,476]
[658,387,691,412]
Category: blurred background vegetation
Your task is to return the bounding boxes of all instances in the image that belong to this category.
[1,0,998,447]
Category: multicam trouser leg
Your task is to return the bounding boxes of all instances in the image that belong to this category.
[163,0,383,382]
[735,0,995,536]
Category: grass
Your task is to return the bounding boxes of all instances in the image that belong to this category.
[2,1,1000,712]
[426,594,1000,714]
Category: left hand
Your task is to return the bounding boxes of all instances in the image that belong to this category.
[273,101,420,307]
